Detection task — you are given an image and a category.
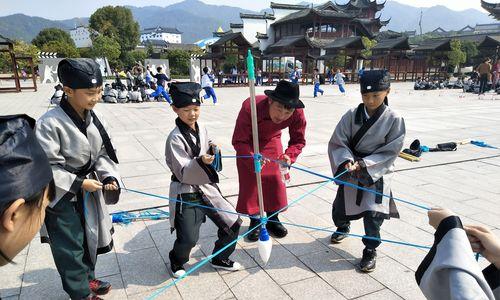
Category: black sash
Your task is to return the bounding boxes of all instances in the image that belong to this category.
[349,103,386,206]
[90,111,119,164]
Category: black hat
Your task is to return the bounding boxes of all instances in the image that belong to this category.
[360,70,391,94]
[58,58,103,89]
[0,115,53,214]
[170,82,202,108]
[264,80,304,109]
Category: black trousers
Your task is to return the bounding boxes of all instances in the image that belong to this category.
[169,199,240,266]
[45,198,94,299]
[479,74,489,94]
[332,205,384,250]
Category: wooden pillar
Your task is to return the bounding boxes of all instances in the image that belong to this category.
[11,52,21,92]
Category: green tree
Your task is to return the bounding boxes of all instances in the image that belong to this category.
[161,49,192,76]
[460,40,479,65]
[32,28,75,48]
[91,35,121,66]
[448,39,466,69]
[89,6,139,53]
[42,40,79,58]
[361,36,377,59]
[0,40,39,72]
[122,50,147,68]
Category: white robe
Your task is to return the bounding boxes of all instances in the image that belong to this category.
[165,120,241,233]
[35,104,121,262]
[329,103,405,220]
[416,216,499,299]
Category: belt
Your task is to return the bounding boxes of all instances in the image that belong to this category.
[179,192,203,203]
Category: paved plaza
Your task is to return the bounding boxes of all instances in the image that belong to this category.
[1,82,500,300]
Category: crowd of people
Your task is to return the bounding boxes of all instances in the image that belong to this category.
[2,58,499,300]
[413,57,500,97]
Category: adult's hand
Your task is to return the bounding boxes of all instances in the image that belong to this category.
[464,225,500,269]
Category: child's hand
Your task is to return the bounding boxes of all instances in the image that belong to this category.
[345,161,360,172]
[427,207,454,229]
[82,179,103,192]
[201,154,215,165]
[104,181,119,191]
[464,225,500,268]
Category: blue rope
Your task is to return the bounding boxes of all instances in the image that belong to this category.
[271,219,432,250]
[146,179,334,300]
[264,156,431,211]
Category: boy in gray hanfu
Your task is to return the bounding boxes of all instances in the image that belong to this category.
[165,82,242,278]
[36,58,121,300]
[328,70,406,272]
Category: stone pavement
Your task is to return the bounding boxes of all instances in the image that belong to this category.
[1,82,500,300]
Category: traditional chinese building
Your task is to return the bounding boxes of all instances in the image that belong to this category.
[200,1,391,84]
[481,0,500,21]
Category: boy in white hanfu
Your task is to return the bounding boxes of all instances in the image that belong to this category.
[165,82,243,278]
[328,70,405,272]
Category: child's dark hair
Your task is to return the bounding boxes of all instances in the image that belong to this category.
[157,66,162,72]
[133,85,138,91]
[54,84,62,90]
[203,67,209,74]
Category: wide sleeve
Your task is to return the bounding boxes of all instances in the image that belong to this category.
[165,134,214,185]
[284,109,306,164]
[416,216,496,300]
[231,101,254,156]
[93,115,121,204]
[328,111,355,178]
[360,116,405,183]
[35,118,83,198]
[483,264,500,299]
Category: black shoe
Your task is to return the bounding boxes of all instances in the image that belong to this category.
[211,259,243,271]
[330,226,350,244]
[267,214,288,238]
[359,248,377,273]
[246,218,261,242]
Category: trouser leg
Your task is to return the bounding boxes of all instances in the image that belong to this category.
[362,215,384,249]
[45,199,93,299]
[170,203,204,266]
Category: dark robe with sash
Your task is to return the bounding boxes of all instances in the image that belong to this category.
[416,216,499,299]
[328,103,405,220]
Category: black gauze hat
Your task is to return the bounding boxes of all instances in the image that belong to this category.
[170,82,202,108]
[360,70,391,94]
[264,80,304,109]
[57,58,103,89]
[0,115,53,214]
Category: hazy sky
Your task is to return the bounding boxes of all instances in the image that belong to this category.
[0,0,492,20]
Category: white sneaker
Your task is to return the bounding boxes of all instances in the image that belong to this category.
[171,268,186,278]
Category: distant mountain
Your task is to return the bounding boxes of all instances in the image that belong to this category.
[0,14,70,42]
[383,2,494,33]
[0,0,497,44]
[127,0,255,43]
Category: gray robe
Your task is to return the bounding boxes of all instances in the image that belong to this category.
[35,105,121,263]
[328,104,405,220]
[165,121,240,233]
[416,216,499,299]
[103,88,118,103]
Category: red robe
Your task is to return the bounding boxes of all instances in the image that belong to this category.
[232,95,307,215]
